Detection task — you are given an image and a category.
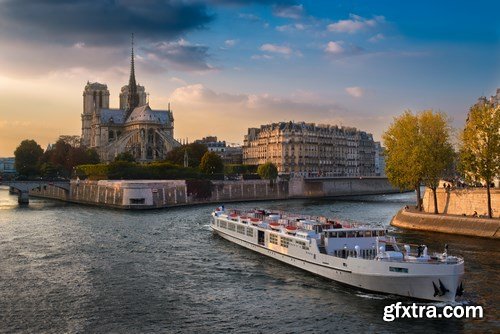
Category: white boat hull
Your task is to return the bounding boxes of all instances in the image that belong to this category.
[211,218,464,302]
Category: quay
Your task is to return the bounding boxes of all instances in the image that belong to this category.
[391,188,500,239]
[3,177,400,209]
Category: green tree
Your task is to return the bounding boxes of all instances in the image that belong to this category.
[114,152,135,162]
[257,162,278,186]
[85,148,100,164]
[383,111,424,210]
[165,143,208,167]
[419,111,454,213]
[384,110,455,212]
[459,102,500,218]
[14,139,44,177]
[200,152,224,175]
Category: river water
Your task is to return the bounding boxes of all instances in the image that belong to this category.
[0,187,498,333]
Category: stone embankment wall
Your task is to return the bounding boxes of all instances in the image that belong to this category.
[422,188,500,218]
[391,209,500,239]
[30,179,288,209]
[30,177,397,210]
[290,177,399,197]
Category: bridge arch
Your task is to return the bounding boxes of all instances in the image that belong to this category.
[2,180,70,204]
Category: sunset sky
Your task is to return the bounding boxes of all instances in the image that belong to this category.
[0,0,498,156]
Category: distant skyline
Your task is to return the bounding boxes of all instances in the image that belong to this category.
[0,0,498,156]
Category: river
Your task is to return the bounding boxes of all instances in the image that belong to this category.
[0,187,498,333]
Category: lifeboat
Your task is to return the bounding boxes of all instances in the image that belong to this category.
[250,218,261,225]
[269,222,281,230]
[285,226,298,234]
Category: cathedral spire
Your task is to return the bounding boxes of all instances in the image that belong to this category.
[127,33,140,115]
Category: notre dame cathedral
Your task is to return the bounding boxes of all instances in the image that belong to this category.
[81,37,180,162]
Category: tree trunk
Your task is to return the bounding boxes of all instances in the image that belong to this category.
[487,182,492,218]
[416,184,422,211]
[432,187,438,214]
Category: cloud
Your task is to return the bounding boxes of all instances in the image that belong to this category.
[0,0,214,46]
[238,13,263,22]
[327,14,385,34]
[224,39,238,47]
[325,41,345,54]
[167,84,391,145]
[324,41,364,57]
[251,54,274,60]
[368,33,385,43]
[273,4,304,19]
[142,39,215,72]
[276,23,306,32]
[345,86,365,98]
[170,77,187,85]
[170,84,346,120]
[260,43,293,55]
[209,0,296,5]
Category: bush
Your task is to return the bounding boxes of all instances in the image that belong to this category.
[242,173,261,180]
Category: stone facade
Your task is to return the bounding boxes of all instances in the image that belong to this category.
[243,122,376,177]
[422,187,500,218]
[81,41,179,162]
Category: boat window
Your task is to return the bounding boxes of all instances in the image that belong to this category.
[269,234,279,245]
[389,267,408,273]
[280,237,291,248]
[228,223,236,231]
[246,228,254,238]
[371,231,377,237]
[347,231,355,238]
[377,230,385,237]
[237,225,245,234]
[338,231,346,238]
[364,231,372,237]
[220,221,227,229]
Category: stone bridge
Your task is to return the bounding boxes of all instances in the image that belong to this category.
[1,180,70,204]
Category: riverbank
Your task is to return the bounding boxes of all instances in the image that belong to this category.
[391,209,500,239]
[27,177,400,209]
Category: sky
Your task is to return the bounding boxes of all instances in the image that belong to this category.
[0,0,498,156]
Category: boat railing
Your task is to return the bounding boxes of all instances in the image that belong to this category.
[224,208,384,230]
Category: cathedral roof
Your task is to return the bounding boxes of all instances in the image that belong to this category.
[100,109,126,124]
[126,105,172,124]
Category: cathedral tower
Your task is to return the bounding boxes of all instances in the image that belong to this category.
[125,33,140,119]
[81,82,109,147]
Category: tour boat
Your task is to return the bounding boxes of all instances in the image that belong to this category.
[285,226,298,234]
[211,207,464,302]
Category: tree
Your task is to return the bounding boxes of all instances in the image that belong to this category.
[383,110,455,212]
[85,148,100,164]
[419,111,454,213]
[58,135,81,148]
[257,162,278,186]
[115,152,135,162]
[383,111,424,210]
[200,152,224,175]
[165,143,208,167]
[459,102,500,218]
[14,139,44,177]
